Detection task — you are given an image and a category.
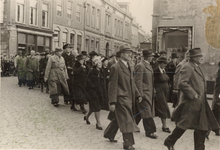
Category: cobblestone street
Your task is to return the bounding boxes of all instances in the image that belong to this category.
[0,77,219,150]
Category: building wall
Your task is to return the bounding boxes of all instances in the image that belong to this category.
[152,0,220,80]
[131,23,138,48]
[152,0,220,64]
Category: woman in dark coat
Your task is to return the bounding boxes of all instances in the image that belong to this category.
[85,56,106,130]
[153,56,171,133]
[71,54,88,114]
[101,57,109,110]
[212,61,220,135]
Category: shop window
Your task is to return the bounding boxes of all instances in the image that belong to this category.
[42,3,49,27]
[86,39,89,52]
[16,0,25,23]
[76,5,81,22]
[96,40,99,52]
[30,0,38,25]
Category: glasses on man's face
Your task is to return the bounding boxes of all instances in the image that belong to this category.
[124,51,132,55]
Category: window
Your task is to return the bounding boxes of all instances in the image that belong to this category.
[76,5,81,22]
[86,4,90,26]
[77,35,82,52]
[86,39,89,52]
[117,20,120,37]
[62,31,68,46]
[57,0,62,17]
[91,39,94,51]
[67,1,72,19]
[114,19,117,36]
[16,0,25,23]
[30,0,37,25]
[54,30,60,47]
[42,3,49,27]
[70,33,75,45]
[105,14,111,33]
[96,40,99,52]
[91,7,95,28]
[125,23,129,39]
[121,21,123,37]
[96,9,100,29]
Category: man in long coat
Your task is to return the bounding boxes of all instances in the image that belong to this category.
[164,48,219,150]
[25,50,39,89]
[108,44,141,150]
[134,49,157,139]
[44,48,69,107]
[62,44,75,105]
[16,51,26,87]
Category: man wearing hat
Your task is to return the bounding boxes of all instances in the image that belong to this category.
[62,44,76,106]
[108,44,141,150]
[134,49,158,139]
[166,53,179,106]
[44,48,69,107]
[39,51,49,93]
[164,48,219,150]
[159,50,167,57]
[25,50,39,90]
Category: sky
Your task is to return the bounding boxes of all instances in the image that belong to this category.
[118,0,154,35]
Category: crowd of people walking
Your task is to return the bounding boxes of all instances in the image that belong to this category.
[3,43,220,150]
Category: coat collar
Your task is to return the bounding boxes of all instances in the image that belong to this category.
[119,59,130,76]
[190,61,204,79]
[142,60,153,72]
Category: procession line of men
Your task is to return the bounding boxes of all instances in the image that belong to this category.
[14,43,220,150]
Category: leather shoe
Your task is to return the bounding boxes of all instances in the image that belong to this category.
[146,133,158,139]
[162,127,171,133]
[84,116,90,124]
[108,138,117,142]
[123,145,135,150]
[96,124,103,130]
[164,141,175,150]
[70,105,77,111]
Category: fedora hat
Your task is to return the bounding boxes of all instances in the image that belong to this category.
[89,51,99,57]
[157,56,167,64]
[189,48,203,57]
[143,49,153,57]
[63,43,73,49]
[171,53,178,59]
[81,51,88,56]
[76,54,87,61]
[159,50,167,55]
[118,44,133,53]
[55,47,63,52]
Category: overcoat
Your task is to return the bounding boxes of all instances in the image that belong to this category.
[108,59,140,133]
[134,60,155,118]
[44,55,69,96]
[39,57,48,82]
[25,56,39,80]
[86,68,106,112]
[153,67,171,118]
[16,56,26,80]
[173,61,219,131]
[72,61,88,105]
[62,52,75,78]
[212,69,220,122]
[173,59,187,90]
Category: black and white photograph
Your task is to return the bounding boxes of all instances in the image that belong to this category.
[1,0,220,149]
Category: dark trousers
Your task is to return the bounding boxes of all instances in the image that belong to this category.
[104,116,134,147]
[51,94,59,104]
[135,113,156,135]
[27,80,34,88]
[165,127,207,150]
[64,77,74,103]
[122,133,135,147]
